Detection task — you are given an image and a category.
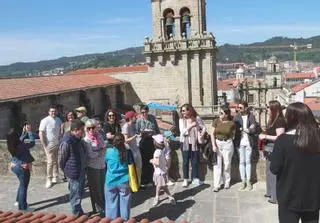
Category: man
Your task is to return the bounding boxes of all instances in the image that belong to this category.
[59,120,87,216]
[75,106,89,124]
[136,105,160,186]
[39,105,62,188]
[233,101,261,191]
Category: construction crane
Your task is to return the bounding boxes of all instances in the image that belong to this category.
[239,43,312,71]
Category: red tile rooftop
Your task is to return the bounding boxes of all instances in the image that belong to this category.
[0,74,125,102]
[284,72,315,79]
[68,65,148,76]
[0,210,188,223]
[291,83,310,93]
[306,102,320,111]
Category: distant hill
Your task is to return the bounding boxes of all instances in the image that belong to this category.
[1,36,320,77]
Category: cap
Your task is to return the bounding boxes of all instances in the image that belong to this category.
[152,134,164,144]
[70,119,84,130]
[124,111,137,119]
[75,106,87,113]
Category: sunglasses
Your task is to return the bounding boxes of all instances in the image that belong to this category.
[237,107,244,109]
[87,126,96,130]
[108,114,115,117]
[181,109,187,112]
[220,112,225,115]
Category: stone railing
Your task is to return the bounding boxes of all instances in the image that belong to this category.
[0,140,47,176]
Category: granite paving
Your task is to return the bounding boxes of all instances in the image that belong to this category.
[0,174,286,223]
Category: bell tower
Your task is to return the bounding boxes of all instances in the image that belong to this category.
[144,0,217,113]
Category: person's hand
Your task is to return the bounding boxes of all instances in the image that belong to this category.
[259,133,266,140]
[212,144,217,152]
[149,159,154,164]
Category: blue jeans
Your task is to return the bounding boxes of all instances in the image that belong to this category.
[67,171,85,216]
[105,182,131,220]
[182,144,199,180]
[238,145,252,182]
[11,165,30,210]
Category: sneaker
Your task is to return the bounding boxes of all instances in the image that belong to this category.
[191,178,202,186]
[169,196,176,205]
[182,179,188,187]
[167,180,175,186]
[52,177,60,184]
[247,182,253,191]
[239,182,246,191]
[212,187,219,192]
[14,201,18,207]
[152,198,159,206]
[224,184,230,189]
[45,180,52,189]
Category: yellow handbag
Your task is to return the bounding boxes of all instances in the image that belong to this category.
[127,150,140,192]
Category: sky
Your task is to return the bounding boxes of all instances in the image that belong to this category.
[0,0,319,65]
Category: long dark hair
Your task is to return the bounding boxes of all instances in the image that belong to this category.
[221,107,232,121]
[7,129,20,156]
[105,108,118,123]
[267,100,284,128]
[112,133,126,162]
[285,102,320,154]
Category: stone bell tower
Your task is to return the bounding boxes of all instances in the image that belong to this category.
[144,0,217,113]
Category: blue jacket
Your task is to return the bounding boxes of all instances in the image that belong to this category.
[10,132,35,165]
[59,134,87,179]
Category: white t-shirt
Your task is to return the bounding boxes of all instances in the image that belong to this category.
[39,116,62,147]
[153,149,166,175]
[240,115,250,146]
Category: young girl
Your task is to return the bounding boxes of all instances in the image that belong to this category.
[150,134,176,206]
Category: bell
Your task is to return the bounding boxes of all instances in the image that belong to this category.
[182,15,190,24]
[165,17,174,26]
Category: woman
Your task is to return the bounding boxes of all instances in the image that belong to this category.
[122,111,142,183]
[211,108,235,192]
[7,127,35,211]
[84,119,106,216]
[103,109,121,145]
[135,105,160,186]
[61,111,75,136]
[179,103,206,187]
[259,100,285,204]
[105,133,131,220]
[270,102,320,223]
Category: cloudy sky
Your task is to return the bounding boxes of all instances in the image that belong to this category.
[0,0,319,65]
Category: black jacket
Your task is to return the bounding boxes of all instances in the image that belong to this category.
[233,113,261,148]
[271,133,320,211]
[59,134,87,179]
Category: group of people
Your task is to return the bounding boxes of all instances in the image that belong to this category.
[6,100,320,223]
[211,100,320,223]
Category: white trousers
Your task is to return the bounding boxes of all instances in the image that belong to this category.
[213,139,234,188]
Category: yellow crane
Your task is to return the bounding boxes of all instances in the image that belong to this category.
[239,43,312,71]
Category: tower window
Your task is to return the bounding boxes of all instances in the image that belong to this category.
[180,7,191,38]
[163,8,175,40]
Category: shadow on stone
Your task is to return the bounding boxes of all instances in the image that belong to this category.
[134,199,196,222]
[29,191,90,211]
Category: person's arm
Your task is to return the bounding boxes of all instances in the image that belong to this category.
[270,136,285,175]
[211,120,218,152]
[151,115,160,134]
[60,123,65,136]
[151,157,160,166]
[58,141,70,170]
[39,131,47,148]
[259,128,285,142]
[247,114,259,134]
[24,132,35,149]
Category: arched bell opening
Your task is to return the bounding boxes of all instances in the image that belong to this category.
[180,7,191,38]
[163,8,175,40]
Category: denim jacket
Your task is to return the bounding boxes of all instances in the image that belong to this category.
[10,132,36,165]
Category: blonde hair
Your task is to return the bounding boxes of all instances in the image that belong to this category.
[85,119,97,129]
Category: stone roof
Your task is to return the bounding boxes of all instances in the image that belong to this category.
[68,65,148,76]
[0,74,125,102]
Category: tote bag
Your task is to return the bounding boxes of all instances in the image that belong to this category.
[126,149,140,192]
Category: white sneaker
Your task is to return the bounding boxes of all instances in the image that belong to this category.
[169,196,176,205]
[14,201,19,207]
[182,179,188,187]
[52,177,60,184]
[247,182,253,191]
[45,180,52,188]
[191,178,202,186]
[152,198,159,206]
[167,180,175,186]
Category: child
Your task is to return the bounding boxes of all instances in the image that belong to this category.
[150,134,176,206]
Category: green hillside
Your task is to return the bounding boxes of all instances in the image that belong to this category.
[1,36,320,77]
